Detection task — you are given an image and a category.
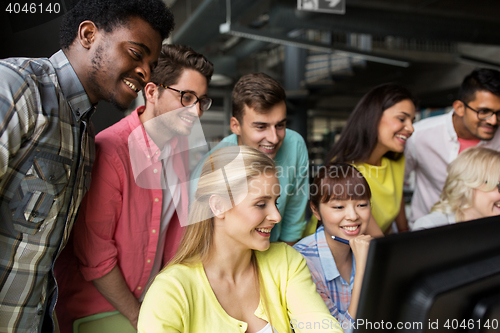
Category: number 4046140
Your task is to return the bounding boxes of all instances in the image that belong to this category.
[5,3,61,14]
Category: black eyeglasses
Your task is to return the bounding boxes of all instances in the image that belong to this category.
[461,100,500,122]
[157,84,212,111]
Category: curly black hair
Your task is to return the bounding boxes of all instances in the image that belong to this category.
[60,0,175,49]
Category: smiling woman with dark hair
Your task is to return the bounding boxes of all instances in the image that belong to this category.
[323,83,417,235]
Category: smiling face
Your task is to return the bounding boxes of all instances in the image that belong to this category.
[453,90,500,141]
[313,198,371,241]
[85,16,162,110]
[373,99,416,156]
[230,101,287,159]
[220,172,281,252]
[150,69,208,137]
[465,184,500,220]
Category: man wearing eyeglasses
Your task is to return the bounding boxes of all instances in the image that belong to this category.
[54,44,213,332]
[405,68,500,226]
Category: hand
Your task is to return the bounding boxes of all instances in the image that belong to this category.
[349,234,372,273]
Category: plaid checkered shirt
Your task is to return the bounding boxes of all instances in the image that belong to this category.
[293,225,356,333]
[0,50,95,332]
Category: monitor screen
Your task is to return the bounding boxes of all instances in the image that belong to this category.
[355,215,500,333]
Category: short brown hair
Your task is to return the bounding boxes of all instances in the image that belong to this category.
[232,73,286,123]
[145,44,214,102]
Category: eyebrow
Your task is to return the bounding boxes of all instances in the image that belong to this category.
[251,118,287,127]
[254,195,280,201]
[401,112,415,119]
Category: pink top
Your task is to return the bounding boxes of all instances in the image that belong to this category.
[457,137,480,154]
[55,107,187,333]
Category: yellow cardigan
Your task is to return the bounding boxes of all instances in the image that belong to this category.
[138,243,343,333]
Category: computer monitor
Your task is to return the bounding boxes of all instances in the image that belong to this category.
[355,215,500,333]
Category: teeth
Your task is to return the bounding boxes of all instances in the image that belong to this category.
[395,134,407,141]
[261,146,275,150]
[256,228,271,233]
[341,226,359,231]
[180,116,194,123]
[123,79,139,92]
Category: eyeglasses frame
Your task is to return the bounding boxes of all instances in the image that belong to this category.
[156,83,212,111]
[460,100,500,122]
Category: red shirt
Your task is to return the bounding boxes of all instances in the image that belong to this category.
[55,107,186,332]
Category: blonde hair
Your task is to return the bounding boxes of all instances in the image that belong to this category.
[168,145,276,266]
[432,147,500,222]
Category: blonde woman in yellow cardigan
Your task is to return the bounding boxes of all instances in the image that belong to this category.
[138,146,343,333]
[321,83,417,235]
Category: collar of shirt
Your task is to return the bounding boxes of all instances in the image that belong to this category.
[316,225,356,283]
[50,50,94,122]
[446,110,458,142]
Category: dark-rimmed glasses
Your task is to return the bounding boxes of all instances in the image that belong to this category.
[461,100,500,122]
[157,84,212,111]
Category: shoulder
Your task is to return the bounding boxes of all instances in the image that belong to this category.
[257,242,306,271]
[412,211,450,230]
[220,133,238,144]
[293,233,318,253]
[412,113,449,132]
[95,115,135,155]
[152,263,201,292]
[0,57,55,95]
[275,129,308,167]
[283,129,307,149]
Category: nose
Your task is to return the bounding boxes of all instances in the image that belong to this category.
[267,205,281,224]
[345,205,359,221]
[135,63,150,85]
[267,127,279,144]
[405,120,414,134]
[486,113,498,126]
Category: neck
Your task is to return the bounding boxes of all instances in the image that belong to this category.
[461,208,481,222]
[64,47,98,105]
[204,225,254,281]
[140,104,174,147]
[326,233,352,264]
[366,144,387,166]
[452,113,477,140]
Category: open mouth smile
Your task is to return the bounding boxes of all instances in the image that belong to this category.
[123,79,140,93]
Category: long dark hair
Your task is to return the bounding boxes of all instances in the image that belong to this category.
[325,83,417,164]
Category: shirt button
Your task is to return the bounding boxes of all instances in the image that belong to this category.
[38,310,43,315]
[76,111,80,116]
[152,229,156,233]
[137,286,142,291]
[147,259,151,263]
[147,155,150,158]
[154,198,159,202]
[48,175,55,181]
[153,169,158,173]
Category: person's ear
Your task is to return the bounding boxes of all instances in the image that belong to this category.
[453,100,465,117]
[144,82,158,105]
[209,195,226,219]
[230,117,242,136]
[78,20,98,49]
[311,202,322,221]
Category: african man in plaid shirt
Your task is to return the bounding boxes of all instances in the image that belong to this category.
[0,0,174,331]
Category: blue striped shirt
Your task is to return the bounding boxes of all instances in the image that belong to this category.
[0,50,95,332]
[294,226,355,332]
